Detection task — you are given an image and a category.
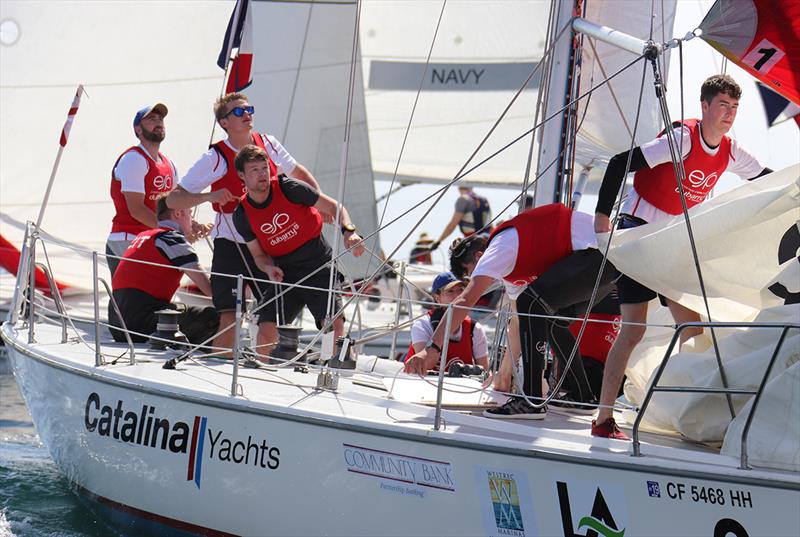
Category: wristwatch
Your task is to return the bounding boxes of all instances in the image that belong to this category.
[425,340,442,354]
[341,222,357,235]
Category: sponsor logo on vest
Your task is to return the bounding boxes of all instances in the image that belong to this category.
[557,481,625,537]
[260,212,291,235]
[152,174,173,191]
[487,471,526,536]
[84,392,280,489]
[343,443,455,493]
[129,234,152,249]
[678,169,719,203]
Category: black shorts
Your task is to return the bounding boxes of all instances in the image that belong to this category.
[615,214,667,305]
[255,265,344,328]
[210,238,271,312]
[109,288,219,345]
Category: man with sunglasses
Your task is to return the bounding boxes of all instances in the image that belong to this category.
[107,104,180,275]
[167,92,322,355]
[406,203,616,420]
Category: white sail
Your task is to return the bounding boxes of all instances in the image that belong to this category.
[0,0,378,287]
[573,0,677,182]
[360,0,548,188]
[603,165,800,469]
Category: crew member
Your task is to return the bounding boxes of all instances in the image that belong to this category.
[429,186,492,251]
[166,92,322,354]
[407,203,616,420]
[231,145,365,360]
[107,104,185,275]
[592,74,772,439]
[405,272,489,372]
[109,196,218,345]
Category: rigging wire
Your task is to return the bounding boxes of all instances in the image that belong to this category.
[354,0,449,336]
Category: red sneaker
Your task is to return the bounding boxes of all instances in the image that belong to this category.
[591,418,630,440]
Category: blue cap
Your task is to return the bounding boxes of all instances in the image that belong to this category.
[431,271,462,294]
[133,103,168,128]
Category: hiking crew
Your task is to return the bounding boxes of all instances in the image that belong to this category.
[592,74,772,439]
[406,204,616,420]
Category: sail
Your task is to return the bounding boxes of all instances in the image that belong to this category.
[573,0,677,184]
[359,0,548,188]
[699,0,800,106]
[603,165,800,469]
[0,0,378,289]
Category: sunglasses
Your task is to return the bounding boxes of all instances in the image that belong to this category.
[224,105,255,118]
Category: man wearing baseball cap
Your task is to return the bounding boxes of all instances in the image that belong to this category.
[106,103,179,275]
[404,271,489,372]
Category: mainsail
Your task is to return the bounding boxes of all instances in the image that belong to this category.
[699,0,800,105]
[0,0,379,288]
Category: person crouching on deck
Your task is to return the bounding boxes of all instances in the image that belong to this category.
[404,271,489,372]
[231,145,365,360]
[109,196,219,345]
[405,203,616,420]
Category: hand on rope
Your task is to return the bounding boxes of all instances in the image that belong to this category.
[187,220,213,243]
[428,240,441,252]
[344,232,366,257]
[404,348,438,376]
[209,188,236,206]
[263,265,284,282]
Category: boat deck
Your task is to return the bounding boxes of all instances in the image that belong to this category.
[6,321,798,487]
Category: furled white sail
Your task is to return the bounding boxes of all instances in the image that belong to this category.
[0,0,378,289]
[603,165,800,470]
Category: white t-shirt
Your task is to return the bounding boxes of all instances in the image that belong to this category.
[410,314,488,360]
[471,210,596,299]
[623,124,765,222]
[178,134,298,243]
[113,145,178,194]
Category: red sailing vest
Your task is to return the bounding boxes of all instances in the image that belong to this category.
[568,312,621,364]
[240,176,323,257]
[488,203,573,286]
[112,228,184,302]
[110,147,175,234]
[633,119,732,215]
[405,313,476,369]
[210,133,277,214]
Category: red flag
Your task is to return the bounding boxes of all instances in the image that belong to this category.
[217,0,253,94]
[700,0,800,105]
[59,85,84,147]
[0,234,69,294]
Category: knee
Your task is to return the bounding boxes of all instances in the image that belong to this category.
[616,324,646,348]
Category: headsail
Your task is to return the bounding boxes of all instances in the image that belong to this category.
[699,0,800,105]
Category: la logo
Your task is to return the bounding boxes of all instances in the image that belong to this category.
[557,481,625,537]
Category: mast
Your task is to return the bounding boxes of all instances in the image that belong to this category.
[534,0,580,206]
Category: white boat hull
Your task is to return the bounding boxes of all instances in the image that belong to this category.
[5,326,798,537]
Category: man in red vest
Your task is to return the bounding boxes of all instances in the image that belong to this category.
[107,104,183,275]
[407,203,617,420]
[592,74,772,439]
[110,196,218,345]
[166,92,322,355]
[231,144,364,360]
[404,271,489,371]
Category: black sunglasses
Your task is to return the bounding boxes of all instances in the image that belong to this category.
[224,105,255,118]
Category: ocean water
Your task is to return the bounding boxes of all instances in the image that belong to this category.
[0,351,113,537]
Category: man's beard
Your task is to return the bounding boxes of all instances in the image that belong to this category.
[141,127,165,143]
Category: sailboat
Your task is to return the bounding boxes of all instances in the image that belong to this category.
[2,0,799,535]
